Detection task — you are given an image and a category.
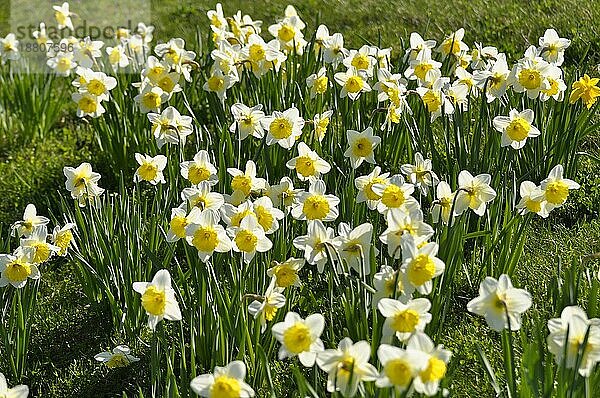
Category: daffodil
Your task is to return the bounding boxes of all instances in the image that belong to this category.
[180,150,218,186]
[380,209,434,259]
[11,204,50,238]
[148,106,193,148]
[404,48,442,83]
[344,127,380,169]
[181,182,225,212]
[454,170,496,216]
[509,57,551,99]
[470,43,498,70]
[376,344,429,392]
[437,28,469,57]
[540,164,579,209]
[286,142,331,181]
[94,345,140,368]
[134,153,167,185]
[72,92,104,118]
[306,67,329,98]
[400,235,445,295]
[415,73,454,121]
[166,205,202,243]
[267,257,304,288]
[538,28,570,66]
[355,166,391,210]
[516,181,549,218]
[203,68,236,101]
[252,196,284,234]
[155,38,196,80]
[228,215,272,264]
[316,338,379,397]
[334,67,371,100]
[271,311,325,367]
[63,162,105,207]
[185,210,232,262]
[292,179,339,222]
[404,32,436,61]
[242,34,285,77]
[134,85,168,113]
[207,3,227,31]
[569,74,600,109]
[407,332,452,396]
[492,109,540,149]
[293,220,336,273]
[106,45,129,71]
[53,2,74,30]
[343,45,375,77]
[333,222,377,275]
[322,32,347,68]
[431,181,455,224]
[268,14,306,54]
[136,23,154,43]
[312,110,333,142]
[401,152,439,195]
[372,266,411,308]
[133,269,182,330]
[20,225,60,264]
[229,103,266,140]
[0,246,38,289]
[372,175,419,217]
[261,107,305,149]
[474,53,510,103]
[540,65,567,102]
[467,274,532,331]
[0,372,28,397]
[227,160,267,198]
[51,223,76,256]
[190,360,255,397]
[0,33,20,63]
[547,306,600,377]
[378,297,432,342]
[221,201,255,228]
[248,278,286,332]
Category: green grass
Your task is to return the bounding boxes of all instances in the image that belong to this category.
[0,0,599,396]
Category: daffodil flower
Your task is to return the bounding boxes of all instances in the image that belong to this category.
[94,345,140,368]
[376,344,429,392]
[406,332,452,396]
[190,360,255,397]
[378,297,432,342]
[271,311,325,367]
[493,109,540,149]
[286,142,331,181]
[133,269,182,330]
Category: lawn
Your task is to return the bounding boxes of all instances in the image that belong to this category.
[0,0,599,397]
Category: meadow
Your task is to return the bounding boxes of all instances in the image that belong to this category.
[0,1,600,397]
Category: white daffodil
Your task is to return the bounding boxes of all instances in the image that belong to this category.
[286,142,331,181]
[407,332,452,396]
[493,109,540,149]
[190,360,255,397]
[376,344,429,392]
[334,67,372,100]
[181,182,225,213]
[316,338,379,397]
[261,107,305,149]
[51,223,76,256]
[343,45,376,77]
[400,235,445,295]
[267,257,304,288]
[538,28,571,66]
[106,45,129,71]
[11,204,50,238]
[437,28,469,57]
[509,57,552,99]
[180,150,218,186]
[229,103,266,140]
[404,32,436,61]
[134,85,168,114]
[516,181,550,218]
[292,179,339,222]
[228,215,272,264]
[404,48,442,83]
[63,162,105,207]
[0,247,39,289]
[94,345,140,368]
[77,69,117,101]
[470,43,498,70]
[372,175,419,217]
[293,220,336,273]
[73,37,104,69]
[248,278,286,332]
[372,266,411,308]
[467,274,532,331]
[133,269,182,330]
[0,372,28,397]
[53,2,74,30]
[268,14,306,53]
[134,153,167,185]
[474,53,510,103]
[0,33,20,63]
[221,201,255,228]
[378,297,432,342]
[431,181,455,224]
[306,67,329,98]
[323,32,348,68]
[271,311,325,367]
[547,306,600,377]
[380,209,434,259]
[20,225,60,264]
[454,170,496,216]
[415,73,454,122]
[344,127,380,169]
[148,106,193,148]
[540,164,580,210]
[166,205,202,243]
[333,222,377,275]
[266,177,302,210]
[185,210,232,262]
[312,110,333,142]
[47,51,76,76]
[72,92,104,118]
[355,167,391,210]
[227,160,267,198]
[401,152,439,195]
[252,196,285,234]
